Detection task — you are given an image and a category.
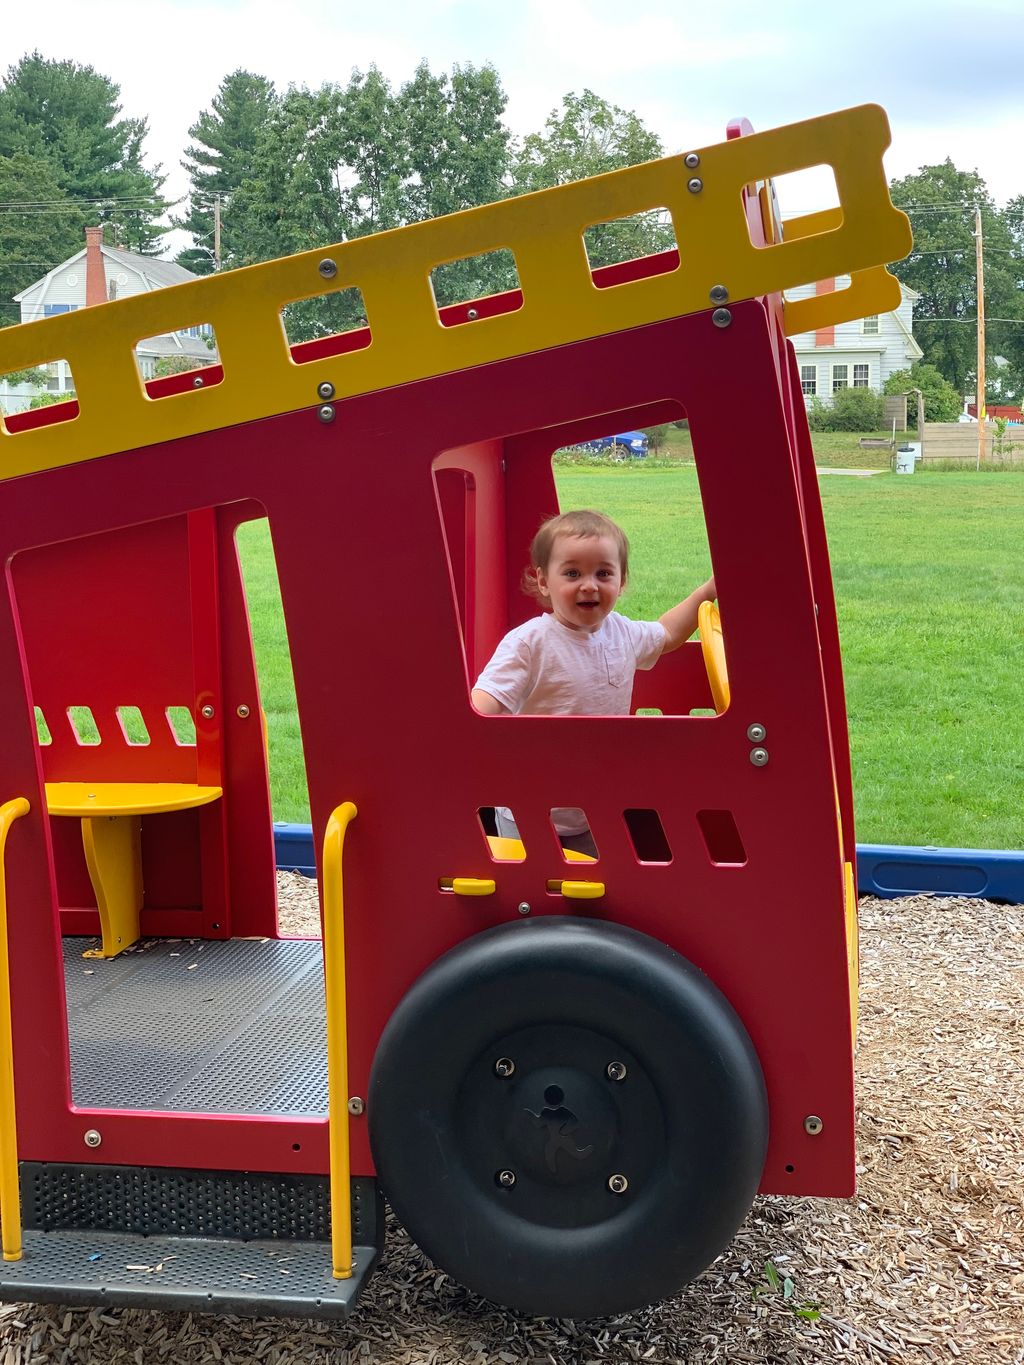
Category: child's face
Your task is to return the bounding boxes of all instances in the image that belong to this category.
[535,532,624,633]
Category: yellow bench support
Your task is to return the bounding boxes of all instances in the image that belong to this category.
[322,801,358,1280]
[0,797,29,1262]
[45,782,222,958]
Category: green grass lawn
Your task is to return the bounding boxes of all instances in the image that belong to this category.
[238,466,1024,851]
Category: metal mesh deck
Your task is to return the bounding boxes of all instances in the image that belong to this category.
[62,937,328,1115]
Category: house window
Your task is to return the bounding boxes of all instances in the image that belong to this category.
[46,363,61,391]
[831,365,849,392]
[43,304,78,318]
[853,364,870,389]
[800,365,817,396]
[862,315,879,335]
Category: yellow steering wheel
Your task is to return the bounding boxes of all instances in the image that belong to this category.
[697,599,730,714]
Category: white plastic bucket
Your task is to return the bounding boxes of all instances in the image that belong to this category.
[895,446,915,474]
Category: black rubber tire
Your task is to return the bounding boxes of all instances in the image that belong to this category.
[368,917,767,1318]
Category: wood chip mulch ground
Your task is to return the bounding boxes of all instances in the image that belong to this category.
[2,879,1020,1363]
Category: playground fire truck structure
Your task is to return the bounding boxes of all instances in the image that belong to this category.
[0,105,910,1318]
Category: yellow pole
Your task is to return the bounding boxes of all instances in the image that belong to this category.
[322,801,357,1279]
[0,797,30,1262]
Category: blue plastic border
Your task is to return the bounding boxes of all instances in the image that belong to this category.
[273,824,1024,904]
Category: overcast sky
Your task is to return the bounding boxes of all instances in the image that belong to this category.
[5,0,1023,254]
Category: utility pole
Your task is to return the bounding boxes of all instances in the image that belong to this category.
[975,206,986,469]
[214,195,222,272]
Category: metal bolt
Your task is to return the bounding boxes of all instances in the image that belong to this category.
[517,901,531,916]
[467,308,479,320]
[746,723,767,743]
[608,1173,629,1194]
[687,177,703,194]
[201,704,215,720]
[606,1061,627,1082]
[804,1114,824,1136]
[317,404,336,424]
[496,1169,517,1188]
[712,308,732,329]
[684,152,700,169]
[750,747,769,767]
[192,376,204,389]
[709,284,729,304]
[237,704,251,719]
[318,258,338,279]
[348,1096,365,1116]
[494,1057,516,1078]
[84,1129,102,1149]
[317,381,336,401]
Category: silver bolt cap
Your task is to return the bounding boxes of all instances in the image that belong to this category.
[496,1169,516,1188]
[684,152,700,169]
[317,381,336,400]
[318,258,338,278]
[712,308,732,328]
[608,1173,629,1194]
[750,747,769,767]
[348,1096,365,1116]
[804,1114,824,1136]
[494,1057,516,1077]
[687,177,703,194]
[517,902,531,916]
[84,1129,102,1148]
[746,723,766,743]
[606,1061,627,1081]
[317,404,336,424]
[709,284,729,304]
[200,704,215,719]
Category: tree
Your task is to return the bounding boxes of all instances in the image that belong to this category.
[400,62,513,302]
[0,150,88,321]
[889,162,1022,399]
[0,53,169,254]
[176,70,278,274]
[511,90,673,269]
[884,363,962,423]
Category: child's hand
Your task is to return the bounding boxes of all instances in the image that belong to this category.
[658,576,717,653]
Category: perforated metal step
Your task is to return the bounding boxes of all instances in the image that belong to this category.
[0,1227,379,1319]
[62,936,327,1115]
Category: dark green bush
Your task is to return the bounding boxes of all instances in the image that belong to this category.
[806,387,885,432]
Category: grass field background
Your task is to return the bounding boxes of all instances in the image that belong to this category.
[237,459,1023,850]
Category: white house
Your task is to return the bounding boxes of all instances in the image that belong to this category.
[786,276,922,405]
[1,227,217,415]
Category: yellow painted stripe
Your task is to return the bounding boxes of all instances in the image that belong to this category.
[0,798,29,1261]
[322,802,357,1280]
[0,104,910,481]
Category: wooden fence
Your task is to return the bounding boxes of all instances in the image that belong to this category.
[922,422,1024,465]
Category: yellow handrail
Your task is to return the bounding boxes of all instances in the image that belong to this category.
[322,801,358,1279]
[0,797,29,1262]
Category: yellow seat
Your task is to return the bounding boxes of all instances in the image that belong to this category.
[45,782,222,958]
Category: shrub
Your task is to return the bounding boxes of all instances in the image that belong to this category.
[806,388,885,432]
[884,363,961,423]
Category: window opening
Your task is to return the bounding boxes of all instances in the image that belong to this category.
[135,324,221,393]
[584,209,677,285]
[34,707,52,745]
[831,364,849,392]
[481,807,526,862]
[755,164,840,249]
[116,706,151,746]
[234,516,306,825]
[623,809,672,864]
[165,706,197,746]
[550,808,599,863]
[800,365,817,397]
[853,364,870,389]
[67,705,101,746]
[1,359,77,429]
[282,287,372,357]
[432,249,521,323]
[697,809,747,866]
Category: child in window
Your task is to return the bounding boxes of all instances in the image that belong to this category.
[471,509,716,857]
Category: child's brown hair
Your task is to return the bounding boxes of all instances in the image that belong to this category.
[523,509,630,601]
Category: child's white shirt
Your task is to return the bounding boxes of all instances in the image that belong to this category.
[474,610,667,717]
[474,611,667,837]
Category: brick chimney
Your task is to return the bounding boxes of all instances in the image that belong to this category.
[84,226,107,307]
